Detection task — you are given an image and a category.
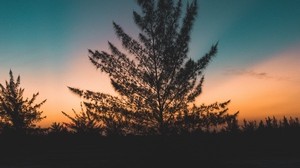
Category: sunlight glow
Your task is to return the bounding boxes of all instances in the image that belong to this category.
[198,46,300,121]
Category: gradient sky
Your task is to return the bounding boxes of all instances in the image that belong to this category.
[0,0,300,126]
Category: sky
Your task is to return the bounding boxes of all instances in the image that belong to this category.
[0,0,299,127]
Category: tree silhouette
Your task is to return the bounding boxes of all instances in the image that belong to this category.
[241,119,257,133]
[62,103,102,135]
[0,70,46,134]
[48,122,69,135]
[69,0,237,135]
[171,100,238,134]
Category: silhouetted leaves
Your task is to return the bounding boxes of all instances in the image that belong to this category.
[230,116,300,134]
[62,103,102,135]
[48,122,69,135]
[0,70,46,135]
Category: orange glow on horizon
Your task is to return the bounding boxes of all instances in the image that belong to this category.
[2,46,299,127]
[19,48,117,127]
[199,46,300,121]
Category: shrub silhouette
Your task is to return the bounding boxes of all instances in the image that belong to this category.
[241,119,257,133]
[62,103,102,135]
[170,100,239,134]
[222,113,240,133]
[0,70,46,135]
[68,0,237,135]
[287,116,300,128]
[225,116,300,134]
[48,122,69,135]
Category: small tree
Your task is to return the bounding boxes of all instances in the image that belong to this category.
[0,70,46,134]
[69,0,237,135]
[62,103,102,135]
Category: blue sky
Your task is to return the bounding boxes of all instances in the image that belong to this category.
[0,0,300,125]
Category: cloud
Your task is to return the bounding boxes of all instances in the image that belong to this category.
[224,69,292,81]
[225,69,269,79]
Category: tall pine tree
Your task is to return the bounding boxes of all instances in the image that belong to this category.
[69,0,237,135]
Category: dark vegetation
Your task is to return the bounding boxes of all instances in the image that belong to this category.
[0,119,300,168]
[0,0,299,167]
[0,70,46,135]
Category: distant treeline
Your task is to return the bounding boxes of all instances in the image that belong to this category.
[46,114,300,136]
[30,115,300,136]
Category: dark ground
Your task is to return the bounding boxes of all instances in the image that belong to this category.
[0,133,299,168]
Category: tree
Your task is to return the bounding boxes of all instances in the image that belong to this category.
[69,0,237,135]
[0,70,46,134]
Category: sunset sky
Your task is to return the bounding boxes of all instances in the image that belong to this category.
[0,0,300,127]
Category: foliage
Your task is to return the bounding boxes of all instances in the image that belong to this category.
[0,70,46,134]
[170,100,239,134]
[48,122,69,135]
[222,112,240,133]
[241,119,257,133]
[62,103,102,135]
[68,0,237,135]
[229,116,300,134]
